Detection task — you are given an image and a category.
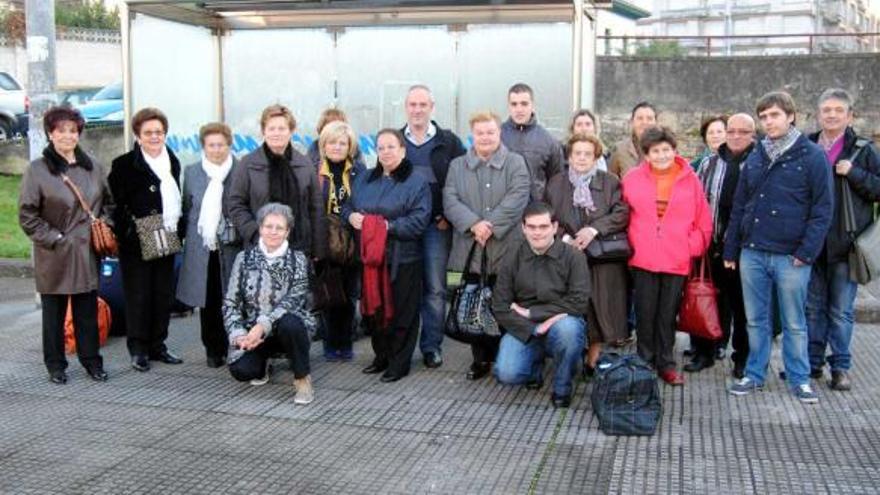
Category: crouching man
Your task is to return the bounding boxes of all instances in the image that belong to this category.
[491,202,590,408]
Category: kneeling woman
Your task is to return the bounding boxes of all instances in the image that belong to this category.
[223,203,317,404]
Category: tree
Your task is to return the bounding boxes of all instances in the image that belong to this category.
[632,40,687,58]
[55,1,120,31]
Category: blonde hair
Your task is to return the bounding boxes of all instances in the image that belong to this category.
[468,111,502,128]
[318,120,358,160]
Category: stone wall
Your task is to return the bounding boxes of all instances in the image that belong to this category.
[0,125,123,175]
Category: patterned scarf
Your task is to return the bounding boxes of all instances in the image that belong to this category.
[568,166,599,212]
[761,126,801,163]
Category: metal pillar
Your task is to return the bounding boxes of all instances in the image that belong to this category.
[121,2,133,149]
[25,0,56,160]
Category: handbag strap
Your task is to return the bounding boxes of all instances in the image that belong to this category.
[456,241,480,289]
[479,245,490,287]
[60,174,97,222]
[841,139,870,235]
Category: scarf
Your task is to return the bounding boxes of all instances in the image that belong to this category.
[818,132,845,165]
[197,152,233,251]
[265,142,301,245]
[319,158,352,215]
[42,143,93,175]
[569,166,598,212]
[142,146,181,231]
[360,214,394,329]
[258,237,289,260]
[761,126,801,163]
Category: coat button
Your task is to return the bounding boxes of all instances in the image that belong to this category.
[485,183,490,188]
[771,210,777,215]
[749,243,755,248]
[149,185,157,192]
[759,193,764,198]
[754,218,759,223]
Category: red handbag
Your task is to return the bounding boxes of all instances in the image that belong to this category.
[678,255,722,340]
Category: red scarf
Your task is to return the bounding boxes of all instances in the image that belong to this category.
[360,214,394,328]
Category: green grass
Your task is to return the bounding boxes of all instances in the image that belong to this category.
[0,175,31,258]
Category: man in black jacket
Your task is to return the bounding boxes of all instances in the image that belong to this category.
[806,88,880,391]
[399,84,466,370]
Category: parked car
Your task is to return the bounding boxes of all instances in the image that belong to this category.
[58,87,101,107]
[0,71,28,140]
[78,82,122,125]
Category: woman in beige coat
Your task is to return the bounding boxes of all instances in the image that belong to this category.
[19,106,113,384]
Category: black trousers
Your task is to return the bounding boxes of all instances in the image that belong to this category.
[692,253,749,365]
[200,251,227,360]
[370,261,422,377]
[470,336,501,365]
[119,252,175,357]
[228,313,312,380]
[632,268,686,372]
[322,262,359,352]
[41,291,102,373]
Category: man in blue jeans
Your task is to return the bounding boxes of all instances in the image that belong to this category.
[806,88,880,391]
[491,202,590,408]
[399,84,467,369]
[724,91,833,404]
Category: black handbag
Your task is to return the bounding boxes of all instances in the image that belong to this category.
[444,242,501,344]
[312,264,348,311]
[586,231,631,263]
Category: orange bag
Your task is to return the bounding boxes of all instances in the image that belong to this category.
[64,297,112,354]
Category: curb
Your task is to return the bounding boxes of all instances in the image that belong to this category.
[0,258,32,278]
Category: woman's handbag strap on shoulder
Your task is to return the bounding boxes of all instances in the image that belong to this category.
[61,174,118,257]
[61,174,97,221]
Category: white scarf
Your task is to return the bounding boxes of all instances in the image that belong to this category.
[197,153,233,250]
[259,238,289,260]
[142,146,182,231]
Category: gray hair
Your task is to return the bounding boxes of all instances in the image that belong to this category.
[256,202,294,229]
[406,84,435,103]
[818,88,854,112]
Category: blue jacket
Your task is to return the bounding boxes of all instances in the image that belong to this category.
[723,133,833,264]
[343,158,431,274]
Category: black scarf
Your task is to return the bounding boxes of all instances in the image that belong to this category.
[264,142,302,243]
[43,143,93,175]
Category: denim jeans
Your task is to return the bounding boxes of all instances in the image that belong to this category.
[807,260,858,372]
[494,315,586,396]
[419,221,451,355]
[739,248,812,387]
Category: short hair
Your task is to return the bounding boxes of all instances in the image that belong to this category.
[639,126,678,154]
[508,82,534,99]
[569,108,599,136]
[131,107,168,136]
[260,104,297,132]
[406,84,435,103]
[318,120,358,161]
[699,115,728,144]
[817,88,854,112]
[256,202,294,229]
[522,201,555,223]
[199,122,233,146]
[43,106,85,136]
[756,91,797,119]
[566,133,604,159]
[376,128,405,148]
[315,108,347,135]
[469,111,502,129]
[631,101,657,120]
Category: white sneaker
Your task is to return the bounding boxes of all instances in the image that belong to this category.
[293,375,314,405]
[250,362,271,386]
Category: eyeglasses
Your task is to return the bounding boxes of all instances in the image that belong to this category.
[260,224,289,233]
[141,130,166,137]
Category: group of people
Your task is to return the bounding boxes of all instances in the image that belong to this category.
[18,81,880,408]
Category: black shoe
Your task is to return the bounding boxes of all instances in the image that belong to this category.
[525,378,543,390]
[830,370,852,391]
[423,351,443,369]
[362,362,388,374]
[551,393,571,408]
[380,372,404,383]
[150,350,183,364]
[206,356,226,368]
[732,362,746,379]
[86,367,108,382]
[715,347,726,360]
[131,355,150,372]
[49,370,68,384]
[582,364,596,381]
[810,368,824,380]
[684,355,714,373]
[466,362,491,381]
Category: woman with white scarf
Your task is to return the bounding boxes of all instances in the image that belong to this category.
[177,123,239,368]
[109,108,185,373]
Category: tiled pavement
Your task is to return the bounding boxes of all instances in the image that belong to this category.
[1,286,880,494]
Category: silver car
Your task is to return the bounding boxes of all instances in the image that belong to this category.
[0,71,27,140]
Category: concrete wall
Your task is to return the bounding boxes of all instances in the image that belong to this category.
[0,125,123,175]
[595,53,880,158]
[0,31,121,88]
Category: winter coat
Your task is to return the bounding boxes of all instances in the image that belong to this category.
[19,151,113,294]
[622,156,713,276]
[226,145,327,259]
[176,158,242,308]
[609,136,641,179]
[443,144,531,275]
[723,133,833,264]
[398,120,467,219]
[545,170,629,242]
[808,127,880,264]
[501,115,564,201]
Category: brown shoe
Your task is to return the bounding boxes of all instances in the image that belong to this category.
[829,370,851,391]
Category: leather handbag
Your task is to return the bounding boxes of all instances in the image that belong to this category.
[312,263,348,311]
[134,214,182,261]
[326,214,355,265]
[840,140,880,284]
[217,216,240,246]
[61,174,118,258]
[444,242,501,344]
[586,231,631,263]
[677,254,722,340]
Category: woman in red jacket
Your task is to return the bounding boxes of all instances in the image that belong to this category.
[622,126,713,385]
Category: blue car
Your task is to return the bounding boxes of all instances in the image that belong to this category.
[78,82,122,125]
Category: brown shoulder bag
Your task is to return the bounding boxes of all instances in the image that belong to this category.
[61,174,118,258]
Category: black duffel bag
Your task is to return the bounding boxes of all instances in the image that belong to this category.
[591,352,662,436]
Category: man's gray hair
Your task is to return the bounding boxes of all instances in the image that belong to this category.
[256,202,294,228]
[818,88,854,111]
[406,84,435,103]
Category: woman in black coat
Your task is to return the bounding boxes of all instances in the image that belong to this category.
[108,107,185,372]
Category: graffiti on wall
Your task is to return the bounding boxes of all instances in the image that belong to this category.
[164,132,381,163]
